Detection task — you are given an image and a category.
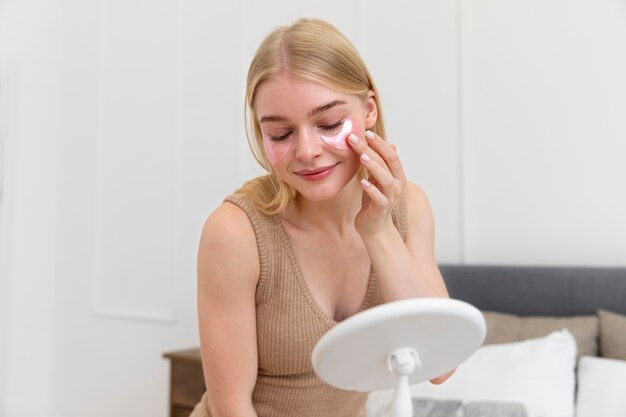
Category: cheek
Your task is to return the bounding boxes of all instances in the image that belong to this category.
[350,118,364,142]
[262,137,292,164]
[320,117,363,150]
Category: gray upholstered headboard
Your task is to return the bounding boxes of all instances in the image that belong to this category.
[440,264,626,317]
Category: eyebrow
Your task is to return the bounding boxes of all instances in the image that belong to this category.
[258,115,287,123]
[308,100,347,117]
[258,100,348,124]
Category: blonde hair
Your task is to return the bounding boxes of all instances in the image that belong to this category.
[239,18,387,215]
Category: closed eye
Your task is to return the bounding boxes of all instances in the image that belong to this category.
[320,120,343,132]
[269,131,292,142]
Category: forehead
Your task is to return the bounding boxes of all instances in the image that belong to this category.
[254,74,357,119]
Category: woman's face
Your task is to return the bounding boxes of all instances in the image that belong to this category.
[254,73,377,202]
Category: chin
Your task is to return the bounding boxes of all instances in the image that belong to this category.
[293,175,360,202]
[292,183,337,202]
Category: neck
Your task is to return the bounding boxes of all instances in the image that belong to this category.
[283,177,363,235]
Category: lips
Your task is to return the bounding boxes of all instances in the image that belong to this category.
[295,163,339,179]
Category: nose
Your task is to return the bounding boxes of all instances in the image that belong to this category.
[294,128,322,162]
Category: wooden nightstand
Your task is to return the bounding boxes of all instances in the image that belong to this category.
[163,348,205,417]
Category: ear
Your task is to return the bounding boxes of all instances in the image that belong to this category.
[364,90,378,130]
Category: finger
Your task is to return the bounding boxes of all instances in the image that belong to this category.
[430,369,456,385]
[348,133,390,175]
[360,152,397,196]
[360,178,389,207]
[364,131,407,183]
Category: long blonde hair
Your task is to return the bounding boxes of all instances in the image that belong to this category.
[240,18,386,215]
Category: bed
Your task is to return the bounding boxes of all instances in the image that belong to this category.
[367,264,626,417]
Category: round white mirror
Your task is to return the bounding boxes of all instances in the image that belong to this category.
[312,297,486,417]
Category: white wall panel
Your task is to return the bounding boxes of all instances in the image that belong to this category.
[92,0,181,321]
[0,62,18,416]
[179,0,243,212]
[361,0,462,262]
[461,0,626,265]
[0,0,63,415]
[46,1,246,416]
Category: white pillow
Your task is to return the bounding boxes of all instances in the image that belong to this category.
[576,355,626,417]
[367,329,577,417]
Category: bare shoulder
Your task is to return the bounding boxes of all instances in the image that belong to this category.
[404,182,448,296]
[198,201,260,287]
[404,181,434,225]
[202,201,255,240]
[405,181,429,203]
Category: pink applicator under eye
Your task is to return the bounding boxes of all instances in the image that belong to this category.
[263,135,291,164]
[320,118,354,150]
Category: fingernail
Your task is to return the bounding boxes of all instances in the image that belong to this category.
[361,179,371,187]
[365,130,375,140]
[348,133,359,144]
[360,153,371,163]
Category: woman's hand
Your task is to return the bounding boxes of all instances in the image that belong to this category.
[348,130,407,236]
[347,131,449,302]
[429,369,456,385]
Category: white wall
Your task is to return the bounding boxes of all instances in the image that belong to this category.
[460,0,626,265]
[0,0,624,416]
[0,1,63,415]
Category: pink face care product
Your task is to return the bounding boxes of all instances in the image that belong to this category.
[262,133,293,164]
[320,118,354,150]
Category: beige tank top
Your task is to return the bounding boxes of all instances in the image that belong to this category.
[191,188,408,417]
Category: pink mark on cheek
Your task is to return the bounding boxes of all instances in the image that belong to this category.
[263,136,292,164]
[320,117,362,150]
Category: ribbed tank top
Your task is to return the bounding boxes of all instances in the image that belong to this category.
[191,188,408,417]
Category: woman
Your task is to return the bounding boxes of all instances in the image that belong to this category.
[191,18,451,417]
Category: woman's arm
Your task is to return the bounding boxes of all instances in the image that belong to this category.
[365,182,448,300]
[348,129,448,301]
[197,202,260,417]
